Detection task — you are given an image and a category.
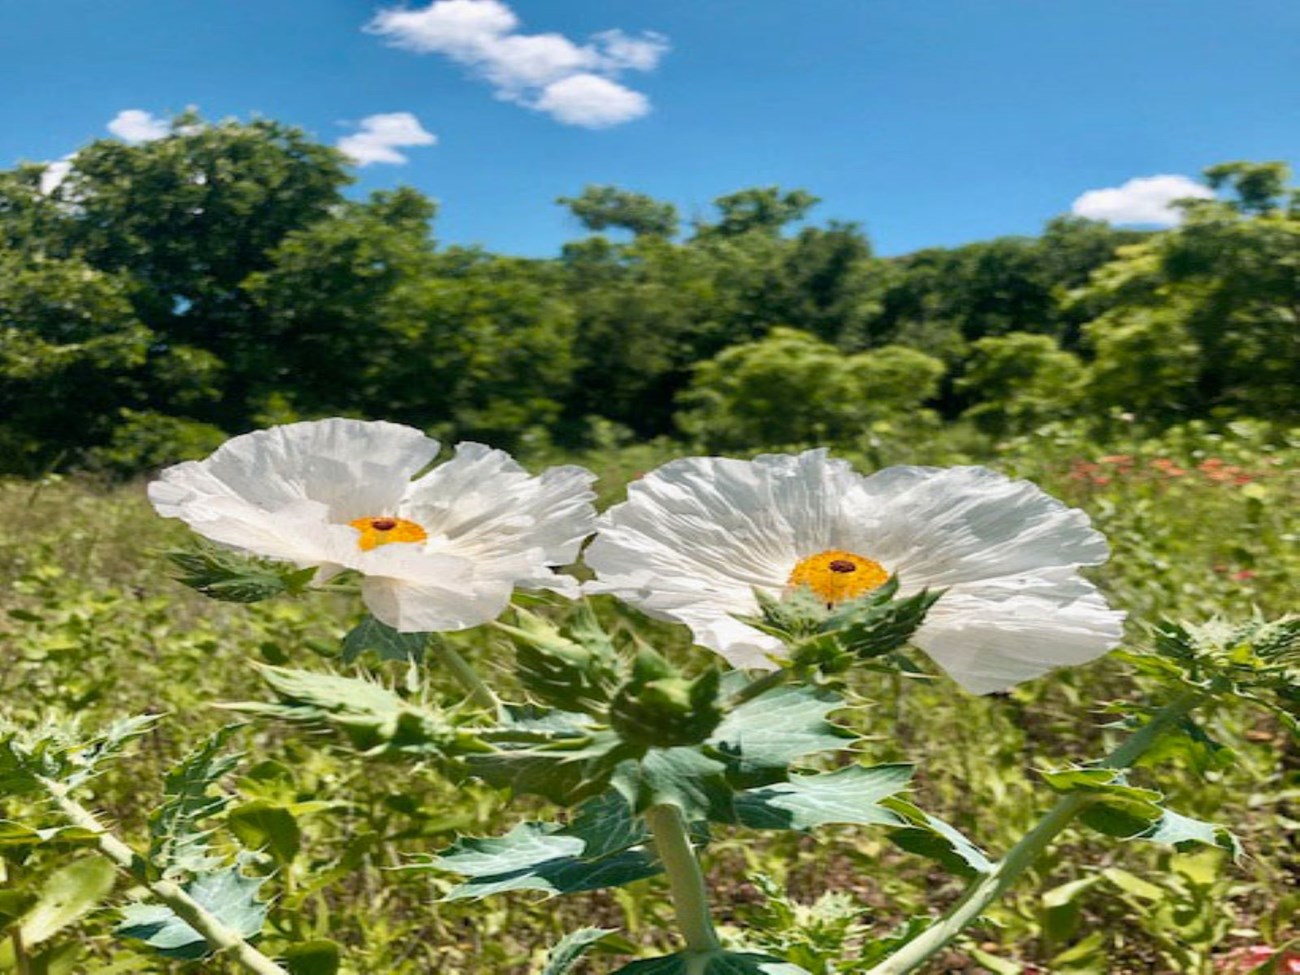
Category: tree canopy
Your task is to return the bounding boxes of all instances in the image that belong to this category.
[0,113,1294,474]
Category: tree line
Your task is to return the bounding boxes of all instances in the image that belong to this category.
[1,113,1295,475]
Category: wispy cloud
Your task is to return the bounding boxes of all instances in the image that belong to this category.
[1071,174,1214,226]
[366,0,667,128]
[338,112,437,165]
[107,109,170,143]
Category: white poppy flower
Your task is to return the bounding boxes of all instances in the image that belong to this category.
[584,449,1124,694]
[149,418,597,632]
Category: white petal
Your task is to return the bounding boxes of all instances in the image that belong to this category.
[585,450,864,664]
[349,543,504,631]
[850,466,1109,588]
[149,419,442,558]
[915,571,1126,694]
[403,442,596,583]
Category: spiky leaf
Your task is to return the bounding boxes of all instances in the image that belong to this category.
[340,616,428,665]
[168,544,316,603]
[541,927,616,975]
[149,725,242,878]
[117,868,268,960]
[731,764,913,830]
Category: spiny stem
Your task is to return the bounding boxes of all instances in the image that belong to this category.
[429,638,499,712]
[38,778,290,975]
[645,803,721,955]
[864,690,1205,975]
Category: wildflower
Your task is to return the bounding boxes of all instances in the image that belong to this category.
[150,419,597,632]
[585,450,1124,694]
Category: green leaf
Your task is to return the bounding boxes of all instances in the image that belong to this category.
[168,543,316,603]
[0,822,99,848]
[282,939,342,975]
[711,682,851,788]
[1136,809,1242,856]
[612,747,732,821]
[116,868,269,960]
[226,665,474,759]
[149,725,242,878]
[732,764,913,830]
[1040,767,1165,838]
[340,616,428,665]
[540,928,616,975]
[18,856,116,946]
[1101,867,1164,901]
[884,798,994,878]
[227,800,302,864]
[613,951,811,974]
[469,722,633,806]
[424,791,660,899]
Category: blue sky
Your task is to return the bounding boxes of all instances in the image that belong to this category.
[3,0,1298,256]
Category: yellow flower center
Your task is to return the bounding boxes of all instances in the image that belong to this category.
[348,516,429,552]
[787,549,889,605]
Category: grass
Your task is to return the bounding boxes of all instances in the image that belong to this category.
[0,421,1296,974]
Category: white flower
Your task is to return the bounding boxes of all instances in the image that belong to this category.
[584,449,1124,694]
[149,418,597,632]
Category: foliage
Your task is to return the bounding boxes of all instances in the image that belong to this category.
[0,427,1296,971]
[3,113,1293,474]
[677,328,944,449]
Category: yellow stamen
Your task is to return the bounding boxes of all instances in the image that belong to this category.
[787,549,889,605]
[348,515,428,552]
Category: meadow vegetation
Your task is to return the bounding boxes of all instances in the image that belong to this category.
[0,114,1297,974]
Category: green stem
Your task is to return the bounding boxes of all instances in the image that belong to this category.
[429,638,499,712]
[865,689,1204,975]
[645,804,721,955]
[38,778,290,975]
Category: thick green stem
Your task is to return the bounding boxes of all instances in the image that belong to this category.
[865,690,1204,975]
[645,804,721,955]
[39,779,290,975]
[429,639,498,712]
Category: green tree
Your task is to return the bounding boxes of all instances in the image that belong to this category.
[0,253,153,472]
[557,185,679,238]
[1074,162,1300,420]
[677,327,944,449]
[957,333,1085,435]
[695,186,820,238]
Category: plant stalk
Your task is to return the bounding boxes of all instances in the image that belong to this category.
[645,803,721,956]
[429,638,499,712]
[865,689,1204,975]
[38,778,290,975]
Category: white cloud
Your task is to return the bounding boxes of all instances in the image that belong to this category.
[107,109,170,143]
[366,0,668,127]
[535,74,649,128]
[1071,174,1215,226]
[337,112,437,166]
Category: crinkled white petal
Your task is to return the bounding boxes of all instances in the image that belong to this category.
[349,544,510,632]
[586,450,1122,689]
[915,570,1126,694]
[585,451,858,613]
[846,466,1109,587]
[149,419,441,558]
[403,442,597,590]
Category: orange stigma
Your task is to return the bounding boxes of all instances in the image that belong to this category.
[787,549,889,605]
[348,515,428,552]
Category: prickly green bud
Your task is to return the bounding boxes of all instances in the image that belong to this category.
[609,649,723,749]
[501,608,619,714]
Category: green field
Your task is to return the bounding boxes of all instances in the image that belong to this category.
[2,422,1295,974]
